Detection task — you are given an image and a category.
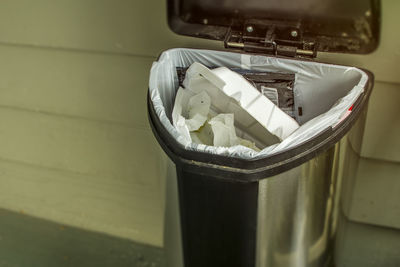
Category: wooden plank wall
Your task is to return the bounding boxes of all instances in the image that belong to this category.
[0,0,399,246]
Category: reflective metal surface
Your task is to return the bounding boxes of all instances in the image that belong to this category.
[255,105,369,267]
[256,147,338,267]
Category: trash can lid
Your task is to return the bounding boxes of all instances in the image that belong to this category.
[167,0,380,57]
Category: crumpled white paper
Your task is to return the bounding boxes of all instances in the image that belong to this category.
[172,87,260,150]
[185,91,211,131]
[209,113,261,152]
[208,113,237,147]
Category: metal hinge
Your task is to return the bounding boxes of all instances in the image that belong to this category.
[224,23,317,58]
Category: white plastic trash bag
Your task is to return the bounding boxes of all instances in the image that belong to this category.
[149,48,368,159]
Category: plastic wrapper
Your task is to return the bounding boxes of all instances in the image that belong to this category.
[177,67,296,118]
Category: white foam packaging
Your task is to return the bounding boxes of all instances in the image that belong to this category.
[172,62,300,149]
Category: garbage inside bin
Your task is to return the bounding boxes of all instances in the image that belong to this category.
[172,62,299,150]
[176,67,297,119]
[149,49,368,159]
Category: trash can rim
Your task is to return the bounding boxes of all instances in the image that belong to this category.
[147,69,373,181]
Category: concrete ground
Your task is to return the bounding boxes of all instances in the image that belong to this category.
[0,208,164,267]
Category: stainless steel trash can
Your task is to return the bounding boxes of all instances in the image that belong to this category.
[148,1,380,267]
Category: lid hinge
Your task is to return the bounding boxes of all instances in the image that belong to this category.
[224,25,317,59]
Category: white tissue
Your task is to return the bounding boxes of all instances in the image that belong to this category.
[186,91,211,131]
[208,114,237,147]
[208,114,260,151]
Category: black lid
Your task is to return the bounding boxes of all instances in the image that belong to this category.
[167,0,380,56]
